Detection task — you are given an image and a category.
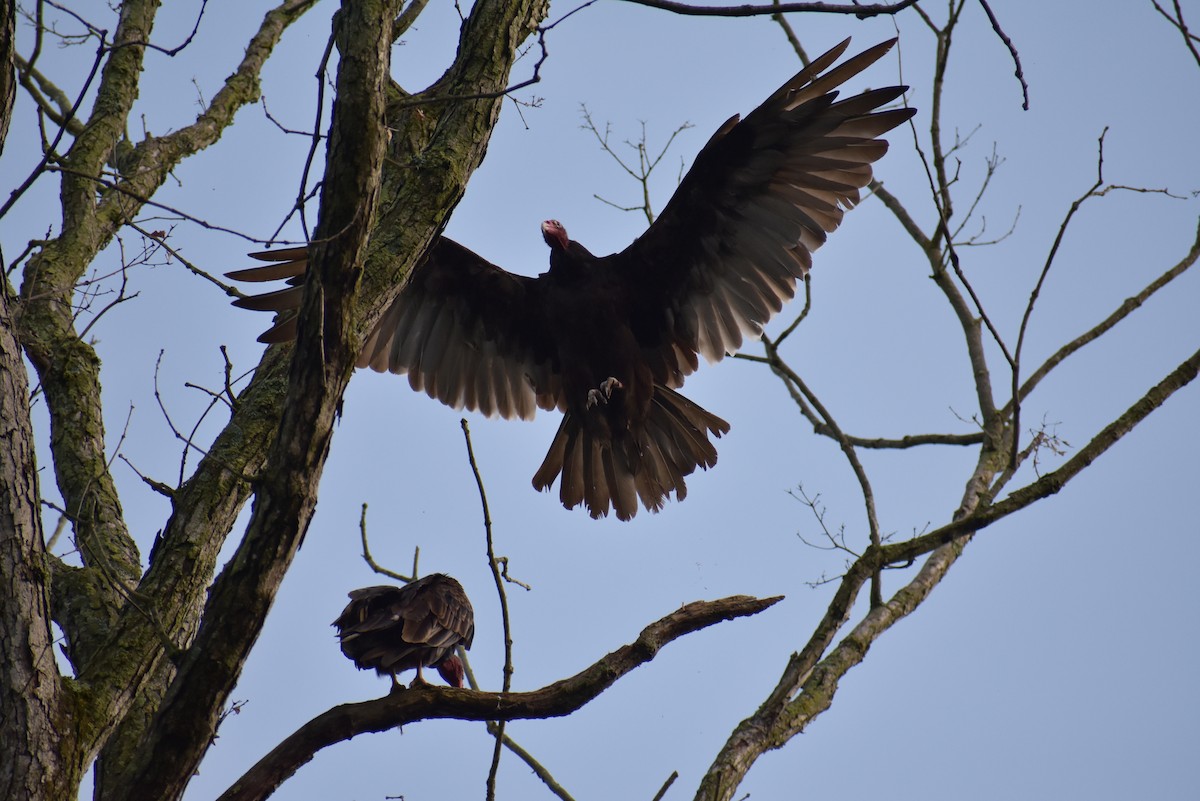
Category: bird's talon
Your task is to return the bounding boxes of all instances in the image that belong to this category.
[587,377,624,408]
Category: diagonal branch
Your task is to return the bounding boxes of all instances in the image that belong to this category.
[735,354,983,449]
[12,53,85,135]
[758,339,881,555]
[97,0,321,237]
[107,2,395,798]
[695,344,1199,801]
[218,594,783,801]
[889,346,1200,562]
[1152,0,1200,70]
[9,3,326,790]
[115,2,554,798]
[1007,218,1200,414]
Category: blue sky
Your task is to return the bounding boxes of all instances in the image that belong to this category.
[3,1,1198,799]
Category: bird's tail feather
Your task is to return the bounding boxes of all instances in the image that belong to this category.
[532,385,729,521]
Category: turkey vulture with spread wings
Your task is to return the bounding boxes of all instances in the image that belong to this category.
[229,39,914,521]
[332,574,475,689]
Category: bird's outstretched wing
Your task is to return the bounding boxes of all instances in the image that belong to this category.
[607,38,914,370]
[229,239,563,420]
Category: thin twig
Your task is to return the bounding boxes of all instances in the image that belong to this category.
[581,106,693,226]
[1008,216,1200,412]
[976,0,1029,110]
[356,504,414,582]
[0,37,106,222]
[1011,128,1108,469]
[1152,0,1200,70]
[460,419,512,801]
[485,723,578,801]
[770,2,810,64]
[759,338,883,605]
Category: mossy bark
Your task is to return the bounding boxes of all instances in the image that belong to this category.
[2,1,549,799]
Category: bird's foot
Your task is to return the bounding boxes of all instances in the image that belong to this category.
[587,377,624,408]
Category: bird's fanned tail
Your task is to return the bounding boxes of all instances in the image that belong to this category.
[533,386,730,521]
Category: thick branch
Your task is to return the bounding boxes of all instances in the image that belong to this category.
[61,0,157,220]
[88,346,291,800]
[1,0,16,152]
[12,9,165,664]
[219,595,783,801]
[694,347,1200,799]
[13,53,86,136]
[98,0,320,226]
[0,268,77,800]
[697,346,1199,800]
[115,3,396,798]
[9,3,322,787]
[116,1,551,798]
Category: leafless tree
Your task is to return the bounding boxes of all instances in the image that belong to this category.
[0,2,1195,801]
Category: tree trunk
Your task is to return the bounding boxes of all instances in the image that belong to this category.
[0,286,81,800]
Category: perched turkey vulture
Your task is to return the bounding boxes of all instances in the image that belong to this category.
[332,574,475,689]
[229,38,914,521]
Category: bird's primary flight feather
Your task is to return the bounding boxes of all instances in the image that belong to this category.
[229,38,915,521]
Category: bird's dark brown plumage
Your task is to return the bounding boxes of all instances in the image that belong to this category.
[229,39,915,521]
[332,574,474,688]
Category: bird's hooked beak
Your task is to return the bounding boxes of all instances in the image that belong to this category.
[541,219,569,251]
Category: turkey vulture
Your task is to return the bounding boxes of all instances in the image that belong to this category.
[332,574,475,689]
[229,38,914,520]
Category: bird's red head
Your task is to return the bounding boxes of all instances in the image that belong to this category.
[541,219,569,251]
[436,655,465,688]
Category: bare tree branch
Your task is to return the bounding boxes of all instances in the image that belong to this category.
[894,346,1200,561]
[976,0,1029,109]
[1010,216,1200,412]
[108,2,397,797]
[218,594,784,801]
[697,345,1199,801]
[1152,0,1200,70]
[460,419,513,801]
[0,240,74,800]
[615,0,920,17]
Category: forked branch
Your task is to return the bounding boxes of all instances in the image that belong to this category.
[696,345,1200,801]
